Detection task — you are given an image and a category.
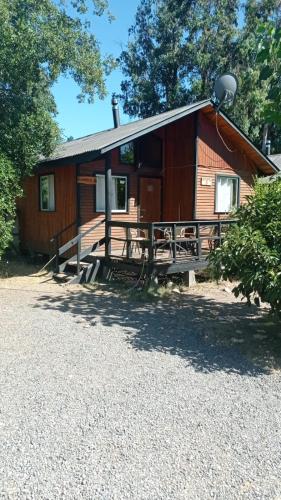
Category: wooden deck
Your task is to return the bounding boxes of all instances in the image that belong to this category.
[52,218,236,282]
[99,219,235,277]
[86,246,210,275]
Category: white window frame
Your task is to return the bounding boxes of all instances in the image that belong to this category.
[215,174,239,213]
[96,174,128,213]
[39,174,55,212]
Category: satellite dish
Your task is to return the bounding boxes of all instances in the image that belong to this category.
[214,73,238,110]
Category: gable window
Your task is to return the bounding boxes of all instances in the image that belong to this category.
[40,174,55,211]
[216,175,239,213]
[96,175,128,212]
[120,142,135,164]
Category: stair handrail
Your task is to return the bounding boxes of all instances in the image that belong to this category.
[53,218,106,275]
[58,218,106,256]
[50,220,78,244]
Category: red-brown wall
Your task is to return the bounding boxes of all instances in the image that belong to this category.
[18,164,77,254]
[196,110,257,219]
[163,115,195,221]
[79,152,138,251]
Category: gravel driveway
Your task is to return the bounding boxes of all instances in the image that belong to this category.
[0,282,281,500]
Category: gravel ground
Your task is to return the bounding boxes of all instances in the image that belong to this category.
[0,282,281,500]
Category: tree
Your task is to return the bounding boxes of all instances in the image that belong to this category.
[120,0,239,118]
[229,0,281,148]
[120,0,281,151]
[0,155,22,256]
[257,21,281,126]
[208,179,281,314]
[0,0,114,255]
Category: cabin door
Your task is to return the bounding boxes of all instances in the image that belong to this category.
[139,177,162,222]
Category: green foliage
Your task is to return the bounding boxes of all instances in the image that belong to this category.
[120,0,238,117]
[257,21,281,126]
[120,0,281,151]
[0,0,114,256]
[0,0,114,176]
[0,155,22,257]
[209,180,281,313]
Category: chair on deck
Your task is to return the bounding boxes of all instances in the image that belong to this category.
[155,226,190,257]
[122,228,148,257]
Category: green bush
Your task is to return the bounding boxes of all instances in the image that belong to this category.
[0,154,22,257]
[209,179,281,313]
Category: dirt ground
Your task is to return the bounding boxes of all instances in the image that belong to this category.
[0,256,280,371]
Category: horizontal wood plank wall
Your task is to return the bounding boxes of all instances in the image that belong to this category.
[17,165,77,254]
[196,111,257,220]
[79,145,164,252]
[163,115,195,221]
[79,149,138,252]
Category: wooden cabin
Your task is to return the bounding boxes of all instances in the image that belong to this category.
[17,100,278,282]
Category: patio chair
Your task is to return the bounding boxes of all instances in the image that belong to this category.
[122,228,148,257]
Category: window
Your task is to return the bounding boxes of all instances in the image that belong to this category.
[96,175,128,212]
[216,175,239,213]
[139,134,162,168]
[40,174,55,211]
[120,142,135,164]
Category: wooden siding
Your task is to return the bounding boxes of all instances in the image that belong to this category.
[79,145,163,251]
[17,165,77,254]
[163,115,195,221]
[196,111,257,220]
[79,152,137,251]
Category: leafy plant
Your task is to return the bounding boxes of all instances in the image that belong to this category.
[0,155,22,257]
[209,179,281,313]
[0,0,114,256]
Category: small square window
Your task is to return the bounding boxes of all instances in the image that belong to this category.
[40,175,55,211]
[216,175,239,213]
[120,142,135,164]
[96,175,128,212]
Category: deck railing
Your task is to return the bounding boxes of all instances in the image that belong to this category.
[107,219,237,265]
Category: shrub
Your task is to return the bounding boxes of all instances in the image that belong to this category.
[209,179,281,313]
[0,154,22,257]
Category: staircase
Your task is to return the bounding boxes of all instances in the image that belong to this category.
[50,219,106,285]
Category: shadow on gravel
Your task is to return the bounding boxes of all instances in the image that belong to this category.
[35,288,281,376]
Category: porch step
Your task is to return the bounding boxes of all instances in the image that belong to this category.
[53,258,101,285]
[53,272,74,283]
[65,260,91,271]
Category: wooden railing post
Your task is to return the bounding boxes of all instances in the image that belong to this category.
[77,237,81,276]
[105,152,112,259]
[172,224,177,263]
[148,223,154,264]
[198,223,202,259]
[55,237,59,273]
[126,227,132,259]
[195,222,201,260]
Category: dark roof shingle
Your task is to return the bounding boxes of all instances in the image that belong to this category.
[44,100,210,162]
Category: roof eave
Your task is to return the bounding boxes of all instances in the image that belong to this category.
[218,109,279,174]
[38,149,102,168]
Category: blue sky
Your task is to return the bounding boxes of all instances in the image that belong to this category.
[53,1,245,141]
[52,0,139,140]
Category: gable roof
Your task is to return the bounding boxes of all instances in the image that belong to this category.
[41,99,278,175]
[43,99,209,163]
